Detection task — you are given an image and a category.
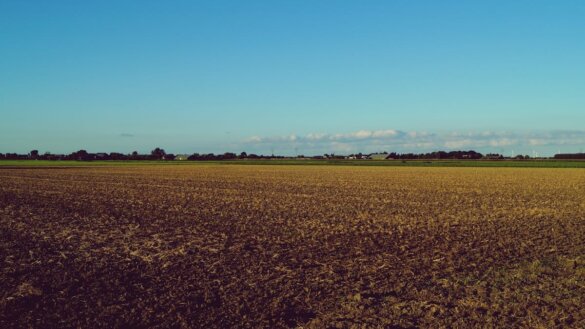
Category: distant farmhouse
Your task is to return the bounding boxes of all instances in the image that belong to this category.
[95,153,109,160]
[368,153,389,160]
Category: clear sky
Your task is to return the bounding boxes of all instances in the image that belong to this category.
[1,1,584,156]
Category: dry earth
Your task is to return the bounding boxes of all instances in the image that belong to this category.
[1,165,584,328]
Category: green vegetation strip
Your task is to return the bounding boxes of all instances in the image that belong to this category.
[1,159,585,168]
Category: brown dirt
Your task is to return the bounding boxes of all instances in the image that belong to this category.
[1,165,584,328]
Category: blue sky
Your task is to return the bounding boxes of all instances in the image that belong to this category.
[1,1,584,156]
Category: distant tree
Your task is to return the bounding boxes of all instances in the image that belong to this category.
[70,149,90,161]
[150,148,166,160]
[222,152,237,160]
[129,151,139,160]
[484,153,504,160]
[187,153,201,160]
[29,150,39,159]
[110,152,127,160]
[239,152,247,159]
[554,153,585,159]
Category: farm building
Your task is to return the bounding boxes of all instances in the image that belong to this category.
[368,153,389,160]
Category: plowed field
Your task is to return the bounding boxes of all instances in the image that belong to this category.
[1,165,584,328]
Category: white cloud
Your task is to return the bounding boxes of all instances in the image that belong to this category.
[372,129,400,138]
[488,138,514,147]
[528,138,546,146]
[444,139,474,149]
[247,136,263,143]
[242,129,585,155]
[330,142,353,153]
[352,130,373,139]
[306,133,326,141]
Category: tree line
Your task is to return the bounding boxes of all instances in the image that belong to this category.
[554,153,585,159]
[0,148,287,161]
[1,148,582,161]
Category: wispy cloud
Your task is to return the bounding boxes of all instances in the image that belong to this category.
[243,129,585,155]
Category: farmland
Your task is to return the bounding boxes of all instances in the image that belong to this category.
[1,164,584,328]
[3,158,585,168]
